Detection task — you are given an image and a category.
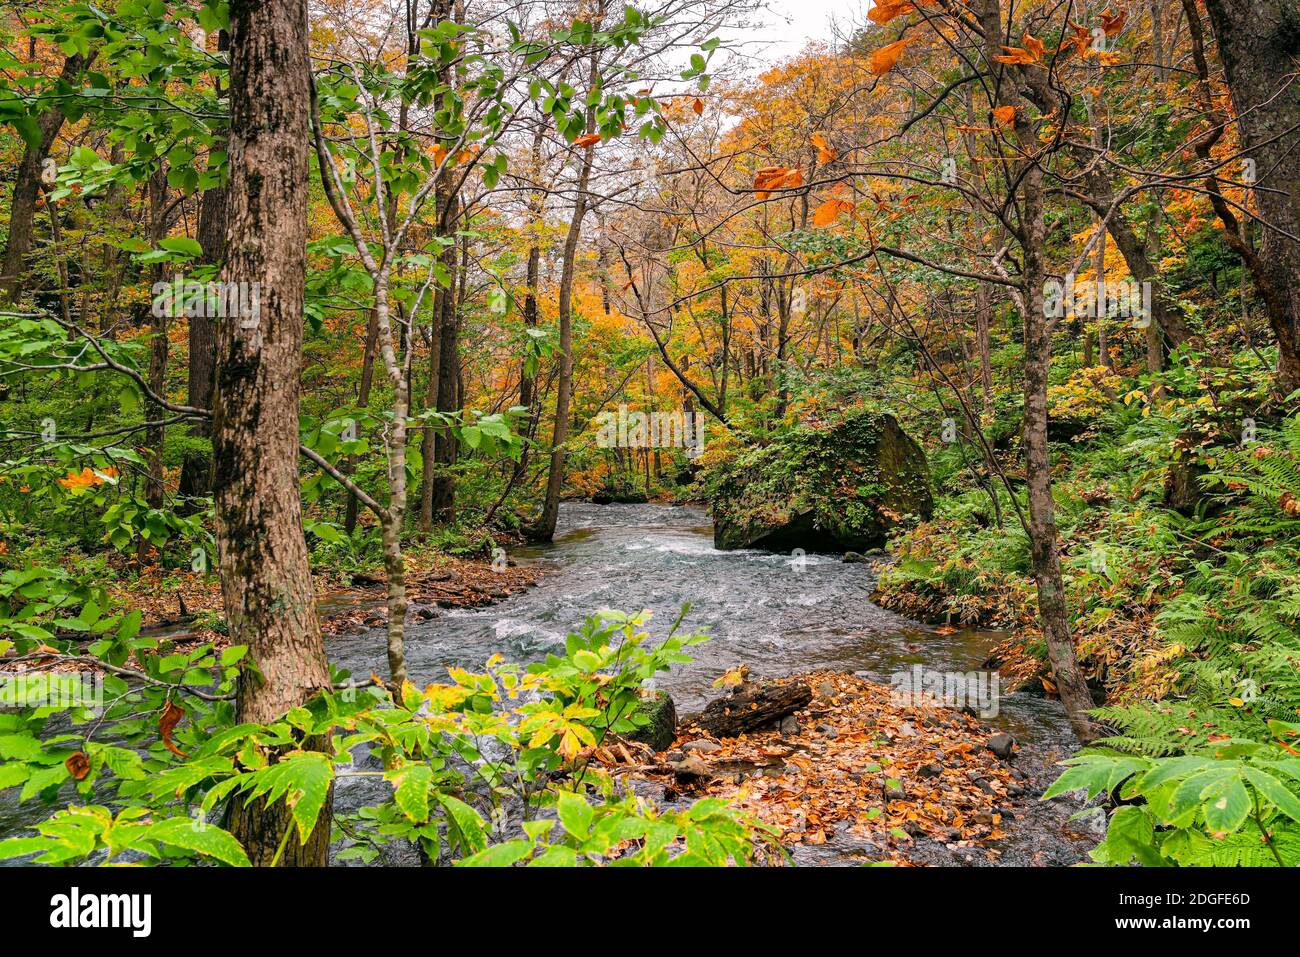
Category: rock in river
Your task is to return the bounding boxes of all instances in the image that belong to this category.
[707,409,932,552]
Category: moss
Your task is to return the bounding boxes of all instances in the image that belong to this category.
[706,408,933,552]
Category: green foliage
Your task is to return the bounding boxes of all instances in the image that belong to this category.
[1048,413,1300,866]
[0,606,775,867]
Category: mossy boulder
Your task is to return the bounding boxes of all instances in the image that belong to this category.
[626,691,677,752]
[707,410,932,552]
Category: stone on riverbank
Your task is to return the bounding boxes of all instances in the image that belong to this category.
[627,691,677,752]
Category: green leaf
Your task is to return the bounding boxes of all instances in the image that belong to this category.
[240,751,334,844]
[1244,767,1300,824]
[556,791,594,838]
[457,840,532,867]
[389,764,433,823]
[1201,775,1251,834]
[147,817,251,867]
[436,793,487,856]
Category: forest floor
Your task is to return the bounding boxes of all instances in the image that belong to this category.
[100,550,543,653]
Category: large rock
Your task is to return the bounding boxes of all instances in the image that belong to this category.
[708,410,932,552]
[626,691,677,752]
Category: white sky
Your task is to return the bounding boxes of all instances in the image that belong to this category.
[742,0,868,67]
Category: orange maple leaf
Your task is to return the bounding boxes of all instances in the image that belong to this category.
[573,132,601,148]
[1101,7,1127,36]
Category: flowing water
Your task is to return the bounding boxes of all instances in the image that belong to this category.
[329,502,1100,866]
[2,502,1100,865]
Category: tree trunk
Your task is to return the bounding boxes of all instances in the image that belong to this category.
[979,0,1096,741]
[214,0,333,866]
[179,30,230,502]
[0,52,94,303]
[140,167,170,557]
[536,52,600,541]
[694,679,812,738]
[1192,0,1300,393]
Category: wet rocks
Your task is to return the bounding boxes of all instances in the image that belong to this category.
[681,738,722,754]
[986,732,1016,760]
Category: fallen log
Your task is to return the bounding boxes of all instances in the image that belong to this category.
[694,679,812,738]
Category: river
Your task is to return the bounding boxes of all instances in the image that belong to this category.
[329,502,1100,866]
[1,502,1099,865]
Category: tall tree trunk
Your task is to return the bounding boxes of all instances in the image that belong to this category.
[980,0,1096,741]
[429,190,460,524]
[0,52,93,303]
[1189,0,1300,393]
[215,0,333,866]
[536,48,600,541]
[179,30,230,502]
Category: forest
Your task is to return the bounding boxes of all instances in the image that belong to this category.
[0,0,1298,885]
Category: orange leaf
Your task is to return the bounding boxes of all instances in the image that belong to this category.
[1056,23,1094,62]
[994,46,1038,65]
[57,467,105,491]
[868,0,915,24]
[753,166,801,199]
[1101,7,1127,36]
[159,700,189,758]
[65,751,90,781]
[573,133,601,148]
[810,132,836,164]
[995,32,1046,65]
[812,198,853,227]
[992,105,1017,127]
[692,97,704,115]
[869,36,915,76]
